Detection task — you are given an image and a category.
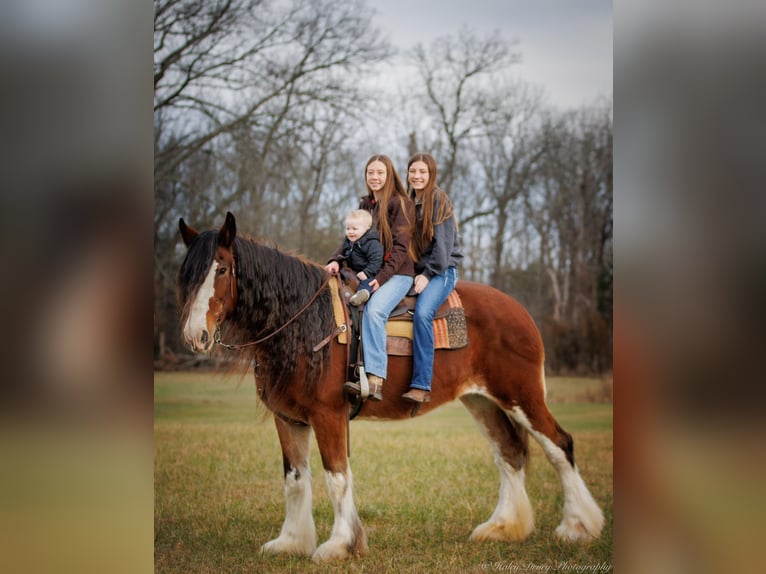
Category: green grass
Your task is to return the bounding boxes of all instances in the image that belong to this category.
[155,372,613,573]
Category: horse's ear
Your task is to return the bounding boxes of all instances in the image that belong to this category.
[218,212,237,248]
[179,218,199,247]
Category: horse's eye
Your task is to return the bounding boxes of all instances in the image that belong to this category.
[218,266,227,275]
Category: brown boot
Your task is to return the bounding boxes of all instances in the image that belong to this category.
[343,381,362,395]
[366,374,383,401]
[343,374,384,401]
[401,388,430,403]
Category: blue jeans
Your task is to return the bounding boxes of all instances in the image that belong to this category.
[410,266,458,391]
[357,277,373,294]
[362,274,413,379]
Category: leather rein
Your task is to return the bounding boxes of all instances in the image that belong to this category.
[214,264,333,351]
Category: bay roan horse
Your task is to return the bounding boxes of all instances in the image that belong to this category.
[177,212,604,562]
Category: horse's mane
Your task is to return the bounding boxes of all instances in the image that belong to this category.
[231,234,334,395]
[178,230,334,395]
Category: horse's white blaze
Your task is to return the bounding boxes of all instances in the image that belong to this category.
[509,406,604,540]
[261,465,316,556]
[182,261,217,351]
[313,470,358,561]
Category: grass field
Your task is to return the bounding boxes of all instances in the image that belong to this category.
[155,371,613,573]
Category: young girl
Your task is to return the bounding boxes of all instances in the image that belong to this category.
[401,152,463,403]
[325,155,414,400]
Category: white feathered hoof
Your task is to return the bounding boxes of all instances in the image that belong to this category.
[555,509,605,542]
[260,534,316,557]
[470,518,533,542]
[311,530,368,562]
[311,540,353,562]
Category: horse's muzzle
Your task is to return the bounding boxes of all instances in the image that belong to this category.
[185,329,214,354]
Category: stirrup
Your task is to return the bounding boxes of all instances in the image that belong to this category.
[367,381,383,401]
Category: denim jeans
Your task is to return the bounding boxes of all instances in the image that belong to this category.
[357,277,373,294]
[410,266,458,391]
[361,274,413,379]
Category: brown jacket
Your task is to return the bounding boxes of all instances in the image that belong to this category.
[328,194,414,286]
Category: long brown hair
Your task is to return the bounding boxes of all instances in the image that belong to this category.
[407,152,456,261]
[364,154,410,253]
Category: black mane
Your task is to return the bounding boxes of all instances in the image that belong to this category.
[178,230,334,395]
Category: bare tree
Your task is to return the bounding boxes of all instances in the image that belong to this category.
[531,104,613,372]
[409,27,520,193]
[154,0,391,216]
[473,80,545,289]
[153,0,391,358]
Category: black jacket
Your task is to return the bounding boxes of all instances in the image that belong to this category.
[329,226,384,278]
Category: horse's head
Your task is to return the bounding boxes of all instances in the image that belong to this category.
[177,212,238,353]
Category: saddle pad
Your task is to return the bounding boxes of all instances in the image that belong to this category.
[385,290,469,356]
[329,276,348,344]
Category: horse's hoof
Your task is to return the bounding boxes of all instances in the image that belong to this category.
[311,541,351,562]
[261,536,315,556]
[555,517,602,542]
[470,519,533,542]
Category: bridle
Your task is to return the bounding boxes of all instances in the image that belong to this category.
[213,264,333,351]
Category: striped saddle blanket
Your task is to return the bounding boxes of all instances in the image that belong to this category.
[384,290,469,356]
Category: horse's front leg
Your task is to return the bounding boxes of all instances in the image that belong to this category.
[310,411,367,562]
[261,416,317,557]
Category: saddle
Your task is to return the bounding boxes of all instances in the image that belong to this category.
[333,267,468,355]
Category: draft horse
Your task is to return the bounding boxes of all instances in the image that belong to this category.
[177,212,604,562]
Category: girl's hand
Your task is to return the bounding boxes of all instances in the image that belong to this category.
[368,278,380,293]
[413,274,429,294]
[325,261,340,275]
[357,271,368,280]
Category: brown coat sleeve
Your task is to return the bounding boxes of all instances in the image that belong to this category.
[374,197,415,285]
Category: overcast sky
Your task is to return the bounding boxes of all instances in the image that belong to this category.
[371,0,613,110]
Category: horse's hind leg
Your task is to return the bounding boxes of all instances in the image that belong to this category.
[461,393,535,542]
[261,416,317,556]
[505,387,604,541]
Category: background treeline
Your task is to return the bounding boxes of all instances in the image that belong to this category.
[154,0,612,375]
